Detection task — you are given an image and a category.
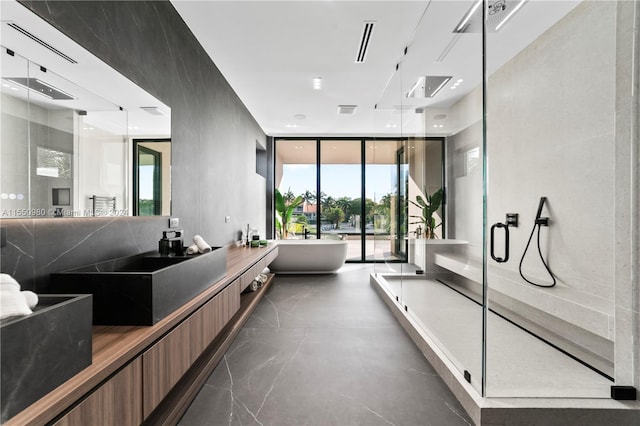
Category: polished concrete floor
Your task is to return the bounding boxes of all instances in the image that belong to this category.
[179,264,473,426]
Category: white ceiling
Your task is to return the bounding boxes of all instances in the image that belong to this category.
[172,0,581,137]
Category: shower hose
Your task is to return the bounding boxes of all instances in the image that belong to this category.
[518,221,556,288]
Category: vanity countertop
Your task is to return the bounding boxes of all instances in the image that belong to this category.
[5,243,278,426]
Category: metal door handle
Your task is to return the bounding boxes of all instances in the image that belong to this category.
[490,222,509,263]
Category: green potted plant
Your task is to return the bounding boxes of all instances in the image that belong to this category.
[409,188,443,239]
[275,188,304,239]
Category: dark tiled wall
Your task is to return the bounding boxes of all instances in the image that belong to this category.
[0,1,266,291]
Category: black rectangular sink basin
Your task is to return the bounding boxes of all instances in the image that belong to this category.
[46,248,227,326]
[1,294,92,423]
[71,254,190,273]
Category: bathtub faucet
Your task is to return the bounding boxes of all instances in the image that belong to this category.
[303,227,310,239]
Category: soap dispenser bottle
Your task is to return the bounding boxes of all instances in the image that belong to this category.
[159,231,171,255]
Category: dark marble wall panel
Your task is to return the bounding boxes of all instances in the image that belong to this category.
[0,219,35,290]
[0,1,267,290]
[0,217,166,291]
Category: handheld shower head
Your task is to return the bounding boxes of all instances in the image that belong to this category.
[535,196,548,226]
[519,196,556,287]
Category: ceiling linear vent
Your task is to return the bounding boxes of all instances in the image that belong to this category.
[406,76,452,99]
[7,23,78,64]
[355,21,375,63]
[5,77,74,100]
[337,105,357,115]
[392,105,415,115]
[454,0,527,34]
[435,33,462,63]
[140,106,167,116]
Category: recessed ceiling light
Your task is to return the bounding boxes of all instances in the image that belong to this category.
[312,77,322,90]
[407,76,452,98]
[455,0,527,33]
[6,77,74,99]
[407,77,425,98]
[285,124,298,128]
[457,79,464,83]
[456,0,483,32]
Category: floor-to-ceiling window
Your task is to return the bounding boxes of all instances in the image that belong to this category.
[365,139,400,261]
[274,139,317,239]
[319,139,362,260]
[275,137,444,262]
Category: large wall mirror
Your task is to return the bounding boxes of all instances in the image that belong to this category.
[0,1,171,218]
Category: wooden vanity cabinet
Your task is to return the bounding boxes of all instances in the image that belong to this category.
[53,358,142,426]
[142,279,241,417]
[240,248,278,291]
[7,244,277,426]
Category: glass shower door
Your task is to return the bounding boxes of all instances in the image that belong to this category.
[403,0,485,395]
[483,0,637,398]
[373,0,637,402]
[371,0,487,396]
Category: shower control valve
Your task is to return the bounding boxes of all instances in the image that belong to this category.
[505,213,519,227]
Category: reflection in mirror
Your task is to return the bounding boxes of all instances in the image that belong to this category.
[134,140,171,216]
[0,0,170,218]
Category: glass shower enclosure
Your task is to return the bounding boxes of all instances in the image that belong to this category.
[372,0,638,411]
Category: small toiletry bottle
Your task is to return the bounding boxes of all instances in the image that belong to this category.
[159,232,171,255]
[172,231,184,256]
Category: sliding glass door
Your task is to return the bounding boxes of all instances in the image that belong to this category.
[365,139,400,261]
[319,139,362,260]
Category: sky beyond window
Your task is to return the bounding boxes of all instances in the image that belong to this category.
[279,164,395,202]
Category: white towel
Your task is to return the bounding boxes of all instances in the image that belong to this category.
[186,244,199,255]
[0,289,32,320]
[0,274,38,319]
[0,273,20,291]
[21,291,38,309]
[193,235,212,253]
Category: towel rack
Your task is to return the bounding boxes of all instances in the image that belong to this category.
[89,195,116,216]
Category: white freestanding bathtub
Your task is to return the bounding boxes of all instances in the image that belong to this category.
[269,239,349,274]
